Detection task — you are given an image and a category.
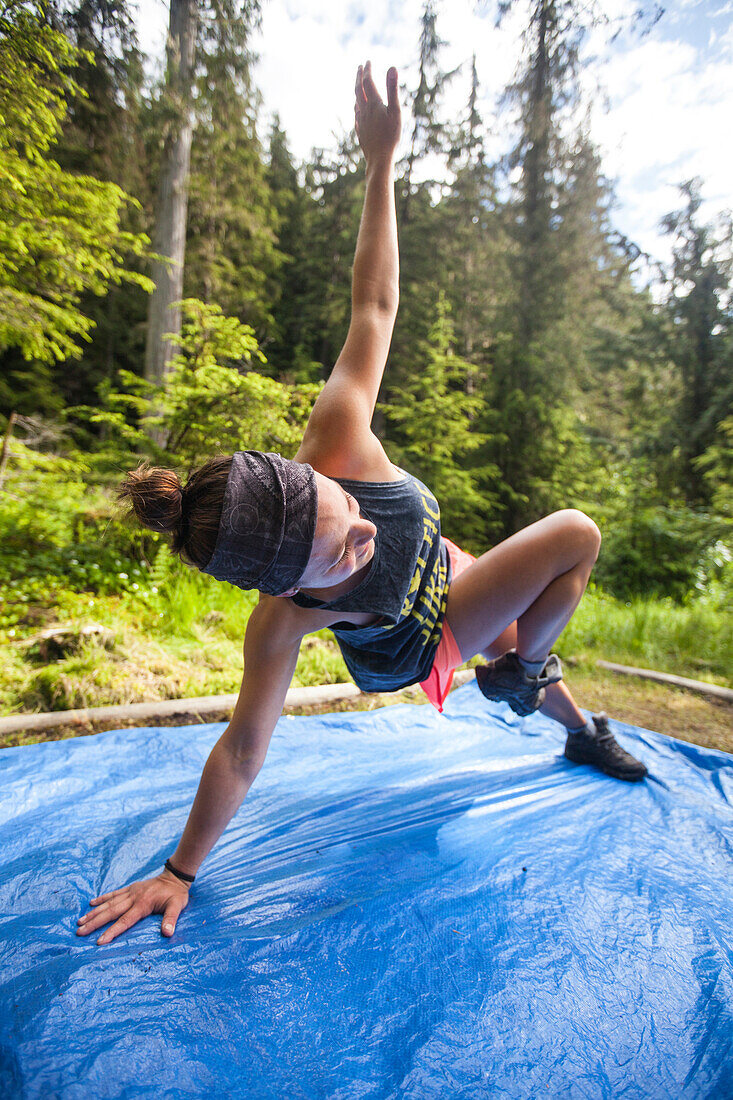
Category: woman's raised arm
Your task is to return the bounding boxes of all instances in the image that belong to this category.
[297,63,401,471]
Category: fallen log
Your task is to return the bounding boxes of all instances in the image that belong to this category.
[0,669,477,738]
[597,661,733,702]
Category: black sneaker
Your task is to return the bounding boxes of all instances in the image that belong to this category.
[475,650,563,717]
[564,713,648,781]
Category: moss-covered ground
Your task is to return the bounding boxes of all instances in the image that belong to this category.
[1,575,730,755]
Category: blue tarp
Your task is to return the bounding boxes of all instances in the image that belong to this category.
[1,681,732,1099]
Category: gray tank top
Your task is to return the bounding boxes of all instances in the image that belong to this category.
[291,469,452,691]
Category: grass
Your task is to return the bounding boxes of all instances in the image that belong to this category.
[0,562,352,717]
[2,665,730,759]
[557,586,731,687]
[1,568,730,756]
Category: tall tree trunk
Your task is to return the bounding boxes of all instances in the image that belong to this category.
[518,0,551,362]
[0,411,18,492]
[144,0,198,386]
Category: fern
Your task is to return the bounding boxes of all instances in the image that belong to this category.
[150,544,174,593]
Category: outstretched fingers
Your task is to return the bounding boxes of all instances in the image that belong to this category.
[355,63,366,106]
[386,66,399,112]
[355,63,366,136]
[88,888,127,905]
[362,59,381,103]
[95,904,146,946]
[77,889,130,929]
[76,894,134,940]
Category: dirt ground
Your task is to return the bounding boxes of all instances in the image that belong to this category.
[562,666,733,755]
[1,665,730,756]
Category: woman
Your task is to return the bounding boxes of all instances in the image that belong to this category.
[77,63,646,948]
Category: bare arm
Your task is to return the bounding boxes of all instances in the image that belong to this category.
[297,63,401,470]
[76,599,304,945]
[167,600,303,877]
[351,153,399,317]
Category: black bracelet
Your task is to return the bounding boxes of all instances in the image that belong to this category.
[165,858,195,884]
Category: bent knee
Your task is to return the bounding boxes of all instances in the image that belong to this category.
[555,508,601,561]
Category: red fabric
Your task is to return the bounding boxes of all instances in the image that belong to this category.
[419,538,477,712]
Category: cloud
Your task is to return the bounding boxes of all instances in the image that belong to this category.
[134,0,168,59]
[586,23,733,264]
[252,0,523,168]
[134,0,732,269]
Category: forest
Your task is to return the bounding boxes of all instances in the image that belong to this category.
[0,0,731,729]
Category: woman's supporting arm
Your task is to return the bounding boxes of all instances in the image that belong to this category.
[76,599,303,945]
[165,729,278,879]
[168,601,303,877]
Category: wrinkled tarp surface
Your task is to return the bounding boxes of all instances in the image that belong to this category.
[1,681,732,1099]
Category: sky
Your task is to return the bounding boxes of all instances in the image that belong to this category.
[134,0,733,269]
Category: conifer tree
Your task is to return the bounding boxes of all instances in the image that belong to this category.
[661,180,733,504]
[400,0,454,224]
[144,0,265,388]
[388,1,454,408]
[442,54,507,376]
[695,415,733,518]
[294,136,364,379]
[184,0,278,333]
[47,0,152,407]
[144,0,198,386]
[50,0,144,191]
[381,293,501,545]
[491,0,617,531]
[265,117,315,378]
[0,0,150,415]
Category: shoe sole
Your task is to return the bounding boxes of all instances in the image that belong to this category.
[475,669,548,716]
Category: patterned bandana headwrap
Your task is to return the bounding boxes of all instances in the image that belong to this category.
[201,451,318,595]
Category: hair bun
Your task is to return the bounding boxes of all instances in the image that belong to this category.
[118,463,184,534]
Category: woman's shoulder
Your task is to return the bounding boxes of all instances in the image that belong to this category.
[293,429,402,483]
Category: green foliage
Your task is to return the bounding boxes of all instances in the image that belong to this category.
[695,415,733,518]
[559,584,732,687]
[51,0,147,191]
[661,180,733,502]
[586,457,730,601]
[0,1,152,375]
[44,0,153,411]
[481,3,649,536]
[161,299,302,463]
[0,436,159,636]
[75,298,320,467]
[399,0,455,222]
[284,137,364,380]
[265,116,325,380]
[381,293,502,546]
[594,507,714,601]
[185,0,279,330]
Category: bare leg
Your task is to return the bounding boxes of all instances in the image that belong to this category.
[454,513,649,780]
[515,560,595,664]
[446,509,601,666]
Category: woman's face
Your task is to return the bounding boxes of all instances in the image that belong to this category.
[280,472,377,594]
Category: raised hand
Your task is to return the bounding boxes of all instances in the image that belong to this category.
[354,61,401,167]
[76,870,190,945]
